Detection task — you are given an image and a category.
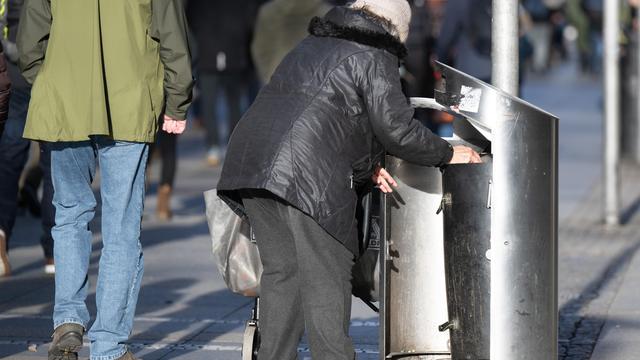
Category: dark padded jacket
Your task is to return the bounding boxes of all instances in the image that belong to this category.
[217,7,453,254]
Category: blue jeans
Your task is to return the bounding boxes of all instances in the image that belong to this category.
[50,138,149,360]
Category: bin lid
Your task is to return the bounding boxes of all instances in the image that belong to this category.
[434,62,558,143]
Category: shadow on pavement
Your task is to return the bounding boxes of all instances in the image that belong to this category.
[620,194,640,225]
[559,239,640,358]
[132,277,251,359]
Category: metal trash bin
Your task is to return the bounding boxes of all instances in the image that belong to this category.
[380,62,558,360]
[381,159,451,359]
[440,159,492,360]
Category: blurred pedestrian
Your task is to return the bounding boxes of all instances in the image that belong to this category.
[436,0,493,82]
[17,1,193,360]
[0,38,8,140]
[0,0,55,277]
[403,0,432,98]
[522,0,552,72]
[546,2,569,65]
[186,0,259,166]
[437,0,532,94]
[148,130,178,221]
[251,0,331,85]
[583,0,604,74]
[0,45,9,275]
[566,0,592,73]
[217,1,480,359]
[402,0,447,134]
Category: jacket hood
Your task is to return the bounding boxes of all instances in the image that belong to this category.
[308,7,408,59]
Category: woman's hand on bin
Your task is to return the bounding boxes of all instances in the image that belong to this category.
[372,166,397,193]
[449,146,482,164]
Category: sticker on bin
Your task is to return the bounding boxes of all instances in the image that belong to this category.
[459,85,482,113]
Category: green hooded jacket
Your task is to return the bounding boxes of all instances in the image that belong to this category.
[17,0,194,143]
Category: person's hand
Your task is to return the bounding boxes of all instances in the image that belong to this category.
[162,115,186,134]
[372,166,398,193]
[449,145,482,164]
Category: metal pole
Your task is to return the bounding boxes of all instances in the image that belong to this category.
[604,0,621,225]
[491,1,521,359]
[491,0,519,95]
[491,1,558,360]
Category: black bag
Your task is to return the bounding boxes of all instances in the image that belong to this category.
[351,188,381,303]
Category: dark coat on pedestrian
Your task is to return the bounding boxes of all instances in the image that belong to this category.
[186,0,259,74]
[217,7,453,254]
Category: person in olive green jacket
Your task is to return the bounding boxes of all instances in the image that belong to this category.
[251,0,331,84]
[17,1,193,360]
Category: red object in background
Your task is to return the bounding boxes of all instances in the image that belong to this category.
[437,111,455,124]
[433,69,442,82]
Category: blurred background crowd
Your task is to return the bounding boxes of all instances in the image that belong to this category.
[1,0,639,277]
[182,0,638,157]
[145,0,640,219]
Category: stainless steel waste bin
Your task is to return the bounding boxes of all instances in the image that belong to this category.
[441,159,492,360]
[435,62,558,360]
[380,62,558,360]
[381,158,451,359]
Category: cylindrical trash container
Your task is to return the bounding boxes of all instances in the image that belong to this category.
[380,62,558,360]
[441,159,492,360]
[435,61,558,360]
[383,156,450,358]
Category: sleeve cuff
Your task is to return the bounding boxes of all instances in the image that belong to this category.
[164,107,188,121]
[441,142,454,166]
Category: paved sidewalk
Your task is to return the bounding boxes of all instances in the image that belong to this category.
[557,162,640,360]
[2,61,640,360]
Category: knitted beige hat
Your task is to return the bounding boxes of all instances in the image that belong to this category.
[350,0,411,43]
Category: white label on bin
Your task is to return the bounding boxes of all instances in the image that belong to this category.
[459,85,482,113]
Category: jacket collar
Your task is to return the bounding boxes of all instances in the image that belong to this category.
[308,7,408,59]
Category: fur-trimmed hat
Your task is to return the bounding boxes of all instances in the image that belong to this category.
[350,0,411,43]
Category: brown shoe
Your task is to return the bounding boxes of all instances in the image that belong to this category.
[0,230,10,277]
[48,323,84,360]
[116,350,138,360]
[156,184,173,221]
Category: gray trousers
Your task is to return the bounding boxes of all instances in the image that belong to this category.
[242,190,355,360]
